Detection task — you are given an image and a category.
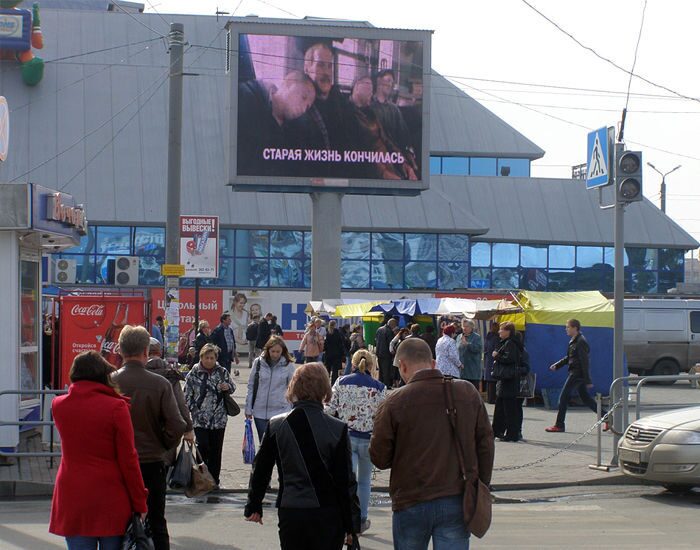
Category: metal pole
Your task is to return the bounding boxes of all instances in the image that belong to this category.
[164,23,184,363]
[194,278,200,328]
[310,192,343,301]
[660,176,666,213]
[165,22,184,266]
[613,197,625,465]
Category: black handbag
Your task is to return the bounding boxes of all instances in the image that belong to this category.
[491,362,517,380]
[223,392,241,416]
[122,514,154,550]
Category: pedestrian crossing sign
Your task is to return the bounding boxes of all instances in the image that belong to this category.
[586,127,612,189]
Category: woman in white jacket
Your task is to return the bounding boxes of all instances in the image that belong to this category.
[245,336,296,441]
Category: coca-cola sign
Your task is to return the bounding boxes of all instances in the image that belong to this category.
[71,304,105,317]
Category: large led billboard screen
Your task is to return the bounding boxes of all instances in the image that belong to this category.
[228,22,431,195]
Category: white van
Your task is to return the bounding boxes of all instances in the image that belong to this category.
[624,299,700,377]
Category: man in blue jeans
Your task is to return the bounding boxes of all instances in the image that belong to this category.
[370,338,494,549]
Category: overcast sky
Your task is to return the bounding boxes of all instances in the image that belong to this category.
[148,0,700,241]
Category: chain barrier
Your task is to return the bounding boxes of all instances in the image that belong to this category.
[494,397,625,472]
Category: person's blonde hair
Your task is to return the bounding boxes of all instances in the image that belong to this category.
[199,343,220,358]
[198,320,209,331]
[118,325,151,358]
[351,349,374,374]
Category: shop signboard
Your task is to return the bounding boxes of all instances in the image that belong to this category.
[228,21,431,196]
[179,215,219,278]
[58,295,146,387]
[151,288,225,338]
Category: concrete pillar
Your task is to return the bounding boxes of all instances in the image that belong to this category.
[310,192,343,301]
[0,232,20,448]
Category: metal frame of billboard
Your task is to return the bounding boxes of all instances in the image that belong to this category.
[227,20,432,197]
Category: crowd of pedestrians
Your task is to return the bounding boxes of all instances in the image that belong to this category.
[49,308,603,550]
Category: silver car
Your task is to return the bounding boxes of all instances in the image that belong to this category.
[619,406,700,491]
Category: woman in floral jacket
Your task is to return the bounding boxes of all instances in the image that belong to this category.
[184,343,235,488]
[326,350,386,534]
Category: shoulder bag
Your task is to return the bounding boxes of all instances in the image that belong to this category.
[443,378,492,538]
[218,367,240,416]
[122,514,154,550]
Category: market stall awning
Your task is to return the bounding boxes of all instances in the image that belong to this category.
[369,298,444,316]
[334,301,388,318]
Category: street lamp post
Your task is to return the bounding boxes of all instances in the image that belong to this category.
[647,162,681,214]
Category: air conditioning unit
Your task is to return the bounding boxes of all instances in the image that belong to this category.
[52,258,76,284]
[113,256,139,286]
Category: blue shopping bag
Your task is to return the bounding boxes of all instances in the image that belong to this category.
[242,417,256,464]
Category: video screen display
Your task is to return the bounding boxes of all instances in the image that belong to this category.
[234,31,427,183]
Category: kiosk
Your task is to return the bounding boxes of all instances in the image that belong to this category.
[0,182,86,452]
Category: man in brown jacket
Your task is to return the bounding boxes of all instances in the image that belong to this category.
[370,338,494,548]
[113,326,187,550]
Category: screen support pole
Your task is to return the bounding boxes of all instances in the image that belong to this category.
[310,192,343,301]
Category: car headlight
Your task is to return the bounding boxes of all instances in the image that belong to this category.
[661,430,700,445]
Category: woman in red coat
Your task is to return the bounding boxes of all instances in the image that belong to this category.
[50,351,148,550]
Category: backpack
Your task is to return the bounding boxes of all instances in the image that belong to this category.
[245,323,258,342]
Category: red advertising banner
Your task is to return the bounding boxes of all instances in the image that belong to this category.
[59,296,147,387]
[151,289,225,337]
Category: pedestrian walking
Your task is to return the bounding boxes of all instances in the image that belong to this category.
[50,351,148,550]
[491,322,527,442]
[255,312,274,351]
[244,336,296,442]
[246,316,260,368]
[194,320,212,358]
[211,313,240,373]
[419,324,437,358]
[112,325,187,550]
[184,343,235,488]
[370,338,494,548]
[146,338,195,466]
[324,320,346,383]
[457,319,483,389]
[389,327,410,387]
[375,318,397,387]
[546,319,608,433]
[344,324,366,375]
[299,321,324,362]
[245,362,361,550]
[483,321,500,405]
[435,324,463,377]
[327,350,387,535]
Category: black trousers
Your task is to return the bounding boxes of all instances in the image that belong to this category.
[378,355,394,387]
[140,461,169,550]
[324,358,343,384]
[493,396,523,440]
[194,427,226,485]
[278,506,345,550]
[555,374,605,429]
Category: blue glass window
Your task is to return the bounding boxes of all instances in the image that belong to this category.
[96,226,131,255]
[342,232,370,260]
[270,259,303,287]
[497,158,530,177]
[520,268,548,291]
[138,257,163,286]
[218,229,235,257]
[303,232,312,258]
[372,233,403,261]
[430,156,442,175]
[270,231,304,258]
[659,249,684,272]
[303,259,311,288]
[659,271,683,292]
[492,243,519,268]
[521,245,547,268]
[405,233,437,261]
[439,234,469,262]
[628,271,658,294]
[548,269,576,291]
[604,246,629,267]
[576,267,602,290]
[371,261,403,289]
[492,268,519,289]
[201,258,233,287]
[62,226,96,254]
[134,227,165,257]
[470,157,497,176]
[342,261,370,289]
[576,246,603,268]
[438,262,469,290]
[470,268,491,289]
[235,258,268,287]
[549,245,575,269]
[626,248,657,270]
[236,230,269,257]
[441,157,469,176]
[470,243,490,267]
[405,262,437,289]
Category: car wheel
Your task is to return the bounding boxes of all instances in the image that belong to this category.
[650,359,680,385]
[663,484,693,494]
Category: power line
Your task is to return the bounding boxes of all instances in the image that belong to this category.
[253,0,300,18]
[520,0,700,104]
[112,2,167,38]
[145,1,171,28]
[624,0,648,113]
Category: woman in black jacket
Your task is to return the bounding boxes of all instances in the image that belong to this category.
[324,320,347,384]
[245,362,360,550]
[193,320,212,357]
[491,322,528,442]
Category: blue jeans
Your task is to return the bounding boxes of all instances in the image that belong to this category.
[254,417,269,443]
[65,536,123,550]
[350,435,372,522]
[393,495,470,550]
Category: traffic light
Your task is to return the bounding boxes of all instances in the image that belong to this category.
[616,149,643,203]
